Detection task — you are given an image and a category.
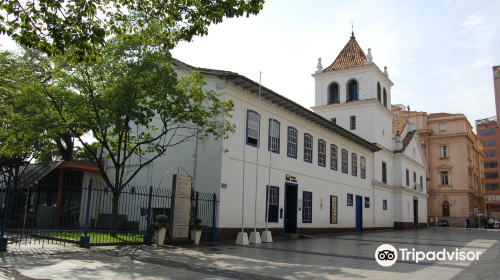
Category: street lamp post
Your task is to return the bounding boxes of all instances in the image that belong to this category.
[433,194,436,232]
[453,199,457,221]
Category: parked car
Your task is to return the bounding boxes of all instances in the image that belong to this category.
[437,220,449,227]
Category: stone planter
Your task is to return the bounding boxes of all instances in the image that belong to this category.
[190,230,202,245]
[155,228,167,245]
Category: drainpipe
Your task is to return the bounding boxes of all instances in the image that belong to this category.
[372,154,376,230]
[192,132,199,191]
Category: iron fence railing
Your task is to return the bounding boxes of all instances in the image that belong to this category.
[0,173,218,248]
[194,192,219,241]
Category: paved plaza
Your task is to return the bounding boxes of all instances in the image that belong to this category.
[1,228,499,279]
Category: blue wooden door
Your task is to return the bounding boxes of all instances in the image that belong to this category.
[284,183,298,234]
[356,196,363,232]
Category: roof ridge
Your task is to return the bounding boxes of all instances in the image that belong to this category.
[323,37,367,72]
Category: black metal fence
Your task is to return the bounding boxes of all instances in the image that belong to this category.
[0,174,219,248]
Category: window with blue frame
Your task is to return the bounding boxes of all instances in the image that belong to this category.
[287,127,298,159]
[247,110,260,147]
[360,157,366,179]
[331,144,338,170]
[304,134,313,163]
[329,83,339,104]
[302,192,312,223]
[352,153,357,176]
[266,186,279,223]
[268,119,280,154]
[348,80,358,101]
[347,193,353,206]
[318,140,326,167]
[365,197,370,208]
[342,149,348,173]
[383,199,387,210]
[330,196,338,224]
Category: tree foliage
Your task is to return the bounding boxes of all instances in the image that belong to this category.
[0,0,265,61]
[0,50,59,181]
[23,37,235,233]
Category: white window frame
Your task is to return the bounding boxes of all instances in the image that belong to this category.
[247,111,259,145]
[360,157,366,179]
[486,194,500,202]
[440,146,448,158]
[440,171,449,186]
[318,140,326,166]
[303,192,312,222]
[439,123,446,131]
[288,128,297,158]
[269,120,279,153]
[352,153,357,176]
[331,145,338,170]
[304,135,312,162]
[342,149,348,173]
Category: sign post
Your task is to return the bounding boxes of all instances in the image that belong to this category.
[169,175,192,242]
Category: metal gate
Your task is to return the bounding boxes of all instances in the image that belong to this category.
[0,173,219,249]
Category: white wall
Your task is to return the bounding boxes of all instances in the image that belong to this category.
[104,66,226,197]
[374,188,393,227]
[219,84,379,229]
[374,152,394,186]
[313,65,392,108]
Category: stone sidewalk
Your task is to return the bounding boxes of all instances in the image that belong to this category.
[0,228,499,279]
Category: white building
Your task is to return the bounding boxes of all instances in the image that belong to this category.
[105,33,428,241]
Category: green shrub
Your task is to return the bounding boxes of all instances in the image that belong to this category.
[153,215,169,231]
[189,218,203,231]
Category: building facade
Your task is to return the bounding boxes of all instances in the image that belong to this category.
[311,34,428,230]
[493,66,500,131]
[476,117,500,217]
[392,108,486,227]
[104,34,429,241]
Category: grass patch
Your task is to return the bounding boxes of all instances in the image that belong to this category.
[38,231,146,243]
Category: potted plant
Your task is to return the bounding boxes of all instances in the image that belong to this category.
[153,215,168,245]
[190,218,203,245]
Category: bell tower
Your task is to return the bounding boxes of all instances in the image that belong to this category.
[311,33,395,149]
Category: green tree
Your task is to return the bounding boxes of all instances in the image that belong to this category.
[34,37,235,234]
[0,50,58,182]
[0,0,265,61]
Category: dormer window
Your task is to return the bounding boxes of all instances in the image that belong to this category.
[377,82,381,103]
[347,80,358,101]
[329,83,339,104]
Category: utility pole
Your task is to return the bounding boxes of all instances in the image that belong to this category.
[433,194,436,232]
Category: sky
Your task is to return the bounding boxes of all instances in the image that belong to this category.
[170,0,500,131]
[2,0,499,131]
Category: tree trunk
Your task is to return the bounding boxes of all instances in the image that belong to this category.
[56,134,74,161]
[110,191,121,237]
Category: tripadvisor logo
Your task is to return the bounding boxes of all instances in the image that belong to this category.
[375,244,482,267]
[375,244,398,267]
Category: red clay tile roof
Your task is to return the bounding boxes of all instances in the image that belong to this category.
[392,118,408,138]
[401,130,416,152]
[323,37,367,72]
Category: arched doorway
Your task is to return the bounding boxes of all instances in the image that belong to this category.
[442,200,450,217]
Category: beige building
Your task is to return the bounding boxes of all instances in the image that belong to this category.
[392,106,486,227]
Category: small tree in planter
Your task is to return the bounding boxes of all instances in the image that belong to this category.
[153,215,169,245]
[190,218,203,245]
